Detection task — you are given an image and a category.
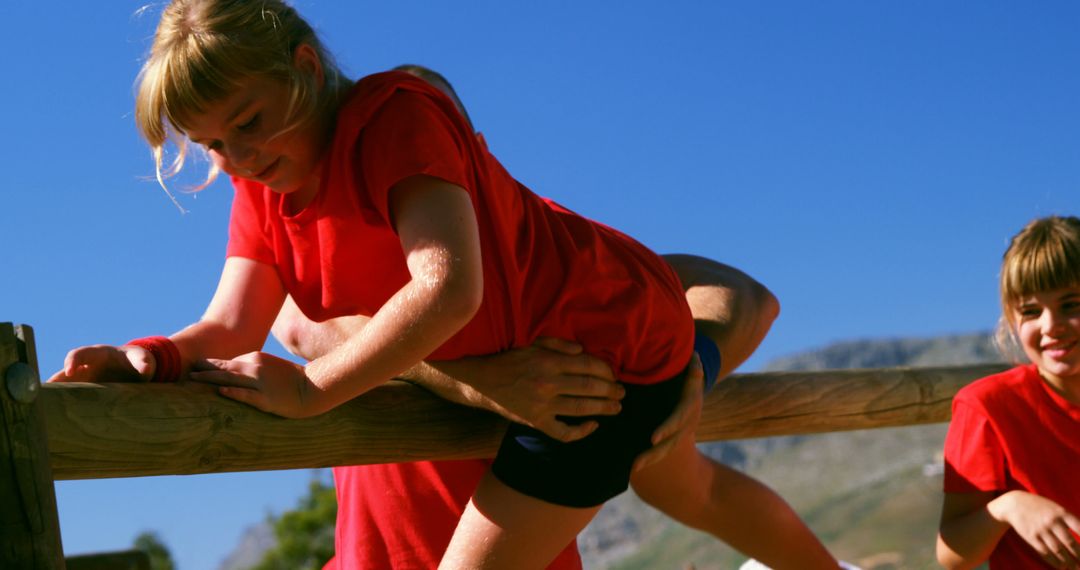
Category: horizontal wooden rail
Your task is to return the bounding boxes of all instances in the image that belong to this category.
[697,363,1007,439]
[66,550,149,570]
[43,363,1008,480]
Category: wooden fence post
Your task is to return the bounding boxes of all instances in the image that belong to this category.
[1,323,65,569]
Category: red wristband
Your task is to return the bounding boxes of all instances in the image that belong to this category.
[125,336,181,383]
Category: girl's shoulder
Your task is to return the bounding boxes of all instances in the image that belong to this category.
[955,364,1038,408]
[957,364,1080,425]
[338,72,445,121]
[332,71,469,154]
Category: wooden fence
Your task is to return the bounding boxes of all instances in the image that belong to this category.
[1,322,1008,568]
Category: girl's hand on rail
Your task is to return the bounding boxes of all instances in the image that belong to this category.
[190,351,318,419]
[47,344,151,383]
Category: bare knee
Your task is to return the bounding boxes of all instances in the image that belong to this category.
[629,441,716,530]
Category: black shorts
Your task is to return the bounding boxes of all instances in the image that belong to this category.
[489,333,720,508]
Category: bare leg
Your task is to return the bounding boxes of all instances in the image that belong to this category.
[440,471,601,570]
[662,254,779,381]
[630,437,838,570]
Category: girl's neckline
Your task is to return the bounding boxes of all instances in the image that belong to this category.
[281,169,324,218]
[1031,365,1080,418]
[277,79,360,221]
[276,155,329,226]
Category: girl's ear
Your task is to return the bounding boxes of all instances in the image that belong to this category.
[293,43,325,88]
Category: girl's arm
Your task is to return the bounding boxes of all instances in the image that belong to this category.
[269,254,779,447]
[197,175,483,418]
[272,299,623,439]
[634,254,780,471]
[409,338,621,440]
[938,490,1080,569]
[662,254,780,381]
[49,257,285,383]
[302,175,483,414]
[173,257,287,364]
[937,491,1010,569]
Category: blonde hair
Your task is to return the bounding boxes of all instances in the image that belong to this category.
[134,0,343,203]
[995,215,1080,359]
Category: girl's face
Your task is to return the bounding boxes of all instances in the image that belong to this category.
[183,49,327,208]
[1013,286,1080,388]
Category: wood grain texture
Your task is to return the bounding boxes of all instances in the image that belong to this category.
[43,363,1010,481]
[697,364,1009,440]
[44,380,507,480]
[1,323,65,569]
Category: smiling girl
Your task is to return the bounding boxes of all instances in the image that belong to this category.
[937,215,1080,569]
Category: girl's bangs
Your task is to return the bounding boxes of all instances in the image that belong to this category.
[1002,230,1080,307]
[159,36,243,134]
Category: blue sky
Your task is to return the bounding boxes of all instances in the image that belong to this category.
[3,1,1079,568]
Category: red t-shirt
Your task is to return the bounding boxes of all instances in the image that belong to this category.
[227,71,693,382]
[327,461,582,570]
[227,72,694,569]
[943,364,1080,569]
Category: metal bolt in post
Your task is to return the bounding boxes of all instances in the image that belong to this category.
[6,361,40,404]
